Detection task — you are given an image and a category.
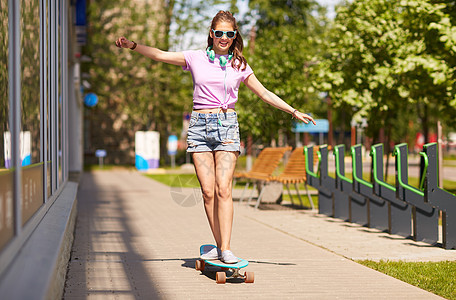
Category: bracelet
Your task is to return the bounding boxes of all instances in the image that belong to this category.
[130,41,137,50]
[291,109,298,119]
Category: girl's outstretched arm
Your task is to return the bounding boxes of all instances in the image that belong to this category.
[244,73,316,125]
[115,36,186,67]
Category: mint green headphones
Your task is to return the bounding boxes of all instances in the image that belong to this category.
[206,46,233,67]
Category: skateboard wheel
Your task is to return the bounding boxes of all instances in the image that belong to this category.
[244,271,254,283]
[195,260,205,271]
[216,272,226,284]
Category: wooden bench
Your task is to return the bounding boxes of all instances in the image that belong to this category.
[271,147,316,209]
[234,147,292,208]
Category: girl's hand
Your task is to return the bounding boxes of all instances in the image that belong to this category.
[115,37,134,49]
[294,111,316,125]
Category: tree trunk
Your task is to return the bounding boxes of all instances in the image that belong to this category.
[338,111,345,145]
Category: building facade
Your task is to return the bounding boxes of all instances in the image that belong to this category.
[0,0,83,297]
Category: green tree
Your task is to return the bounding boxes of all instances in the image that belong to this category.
[315,0,456,151]
[237,0,328,145]
[83,0,240,165]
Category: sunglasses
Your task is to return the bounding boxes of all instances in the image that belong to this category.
[212,29,236,39]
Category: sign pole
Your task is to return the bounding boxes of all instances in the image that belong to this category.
[167,135,178,168]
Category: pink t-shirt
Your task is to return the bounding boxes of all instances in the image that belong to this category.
[182,50,254,110]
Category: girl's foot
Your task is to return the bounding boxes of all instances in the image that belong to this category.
[200,247,221,260]
[221,250,238,264]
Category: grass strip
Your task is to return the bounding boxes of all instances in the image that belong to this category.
[84,164,135,171]
[145,174,200,188]
[357,260,456,299]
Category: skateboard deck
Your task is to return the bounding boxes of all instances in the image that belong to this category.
[196,244,254,284]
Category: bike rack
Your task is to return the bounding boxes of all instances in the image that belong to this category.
[394,143,439,244]
[351,145,388,232]
[318,145,336,217]
[334,145,367,223]
[305,142,455,249]
[371,144,411,238]
[422,143,456,249]
[305,145,334,216]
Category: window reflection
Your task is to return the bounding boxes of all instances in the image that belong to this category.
[0,0,71,254]
[0,0,9,171]
[0,0,14,251]
[20,0,40,166]
[20,0,43,223]
[46,2,52,194]
[59,0,63,184]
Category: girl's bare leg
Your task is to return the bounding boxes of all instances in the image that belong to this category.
[192,152,221,247]
[214,151,238,251]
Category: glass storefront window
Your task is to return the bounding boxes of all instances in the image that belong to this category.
[0,0,71,257]
[0,0,14,250]
[20,0,43,225]
[20,0,40,166]
[0,0,9,170]
[58,0,63,184]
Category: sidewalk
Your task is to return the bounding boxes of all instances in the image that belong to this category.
[63,170,453,299]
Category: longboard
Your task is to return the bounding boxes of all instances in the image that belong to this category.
[196,244,254,284]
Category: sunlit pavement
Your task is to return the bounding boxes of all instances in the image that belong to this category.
[63,170,449,299]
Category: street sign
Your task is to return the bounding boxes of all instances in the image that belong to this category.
[135,131,160,170]
[95,149,106,158]
[167,135,178,156]
[84,92,98,107]
[95,149,106,168]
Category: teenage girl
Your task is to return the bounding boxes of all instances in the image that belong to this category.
[115,10,315,263]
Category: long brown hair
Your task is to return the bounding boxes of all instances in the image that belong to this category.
[207,10,247,71]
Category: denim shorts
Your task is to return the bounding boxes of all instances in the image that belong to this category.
[186,111,240,152]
